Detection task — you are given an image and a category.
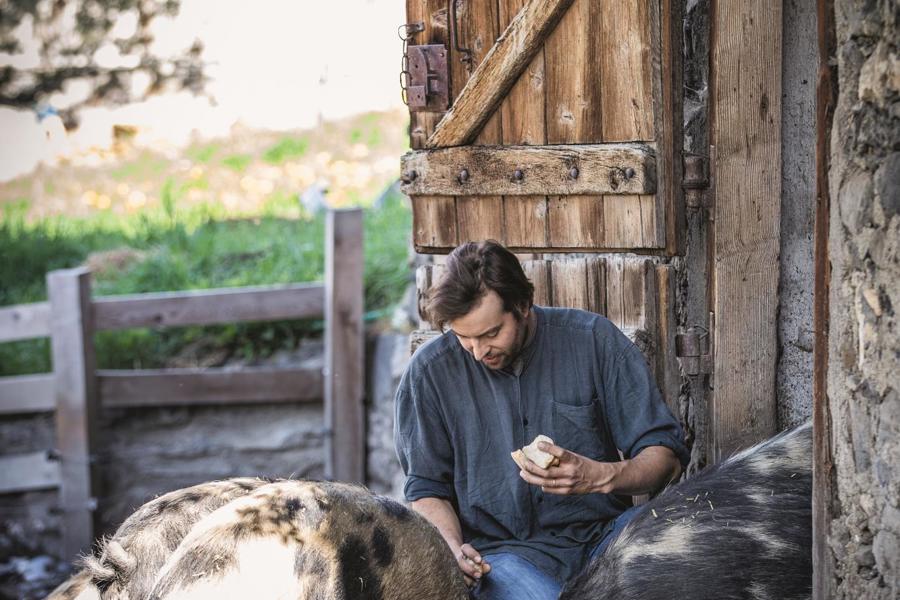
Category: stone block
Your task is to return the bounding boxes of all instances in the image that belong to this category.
[875,152,900,220]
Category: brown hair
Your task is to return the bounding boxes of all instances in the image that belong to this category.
[426,240,534,330]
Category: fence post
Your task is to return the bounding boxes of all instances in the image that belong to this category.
[324,209,365,483]
[47,267,98,560]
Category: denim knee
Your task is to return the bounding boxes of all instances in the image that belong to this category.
[469,552,561,600]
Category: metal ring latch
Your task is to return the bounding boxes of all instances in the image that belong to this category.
[399,22,425,105]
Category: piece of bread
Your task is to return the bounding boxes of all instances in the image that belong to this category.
[510,434,560,469]
[510,449,528,470]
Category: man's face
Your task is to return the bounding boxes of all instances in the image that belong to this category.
[448,290,530,370]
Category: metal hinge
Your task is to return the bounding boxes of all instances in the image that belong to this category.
[675,313,714,376]
[682,153,710,209]
[406,45,450,111]
[399,23,450,112]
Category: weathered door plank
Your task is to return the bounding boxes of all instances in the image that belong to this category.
[499,0,549,247]
[598,0,660,249]
[710,0,782,459]
[408,0,458,249]
[545,0,605,248]
[427,0,575,149]
[454,0,504,244]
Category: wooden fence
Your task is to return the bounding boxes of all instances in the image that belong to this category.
[0,208,365,560]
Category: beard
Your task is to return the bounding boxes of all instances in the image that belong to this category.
[482,311,532,370]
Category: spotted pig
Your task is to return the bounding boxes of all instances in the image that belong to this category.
[46,479,468,600]
[560,422,812,600]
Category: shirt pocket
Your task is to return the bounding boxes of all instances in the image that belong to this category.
[550,399,605,460]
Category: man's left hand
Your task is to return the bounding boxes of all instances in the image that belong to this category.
[517,441,619,495]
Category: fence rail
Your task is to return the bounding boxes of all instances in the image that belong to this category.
[98,366,323,407]
[0,208,365,561]
[0,301,52,343]
[92,282,326,330]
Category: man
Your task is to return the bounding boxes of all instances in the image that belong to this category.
[394,241,689,600]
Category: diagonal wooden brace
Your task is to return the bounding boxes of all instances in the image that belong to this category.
[425,0,576,149]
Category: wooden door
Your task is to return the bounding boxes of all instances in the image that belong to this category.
[401,0,682,255]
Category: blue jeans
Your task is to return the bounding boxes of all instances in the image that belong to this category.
[469,506,642,600]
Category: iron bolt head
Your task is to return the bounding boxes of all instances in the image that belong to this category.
[513,169,524,181]
[401,170,417,184]
[624,167,636,179]
[568,166,580,180]
[458,168,469,183]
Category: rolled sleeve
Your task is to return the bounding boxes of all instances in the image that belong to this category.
[403,475,453,502]
[630,431,691,468]
[394,375,455,502]
[600,342,690,468]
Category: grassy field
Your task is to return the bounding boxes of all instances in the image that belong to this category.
[0,110,412,377]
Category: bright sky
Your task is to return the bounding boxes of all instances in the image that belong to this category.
[0,0,407,181]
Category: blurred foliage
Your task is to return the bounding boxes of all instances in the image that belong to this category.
[222,153,253,172]
[263,136,309,164]
[0,187,411,376]
[185,143,220,164]
[0,0,206,127]
[110,151,170,181]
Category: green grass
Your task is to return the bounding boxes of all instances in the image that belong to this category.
[186,143,220,164]
[263,136,309,164]
[0,188,411,376]
[110,151,170,180]
[222,153,253,172]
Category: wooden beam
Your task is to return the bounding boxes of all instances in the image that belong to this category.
[0,301,51,343]
[402,144,656,196]
[0,374,55,414]
[98,367,323,408]
[710,0,782,460]
[426,0,576,148]
[813,0,837,595]
[0,451,61,494]
[324,209,365,483]
[47,267,98,560]
[92,283,325,331]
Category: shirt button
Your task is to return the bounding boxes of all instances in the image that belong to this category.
[523,417,529,426]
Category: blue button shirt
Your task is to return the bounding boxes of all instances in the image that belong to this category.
[394,305,689,583]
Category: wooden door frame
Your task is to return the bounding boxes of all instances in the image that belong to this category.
[812,0,836,596]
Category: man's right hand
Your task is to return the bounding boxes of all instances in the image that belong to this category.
[410,498,491,588]
[455,543,491,587]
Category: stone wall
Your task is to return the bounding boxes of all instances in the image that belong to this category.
[826,0,899,596]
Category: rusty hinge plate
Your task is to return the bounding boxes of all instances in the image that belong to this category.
[675,317,714,376]
[682,153,710,209]
[405,44,449,112]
